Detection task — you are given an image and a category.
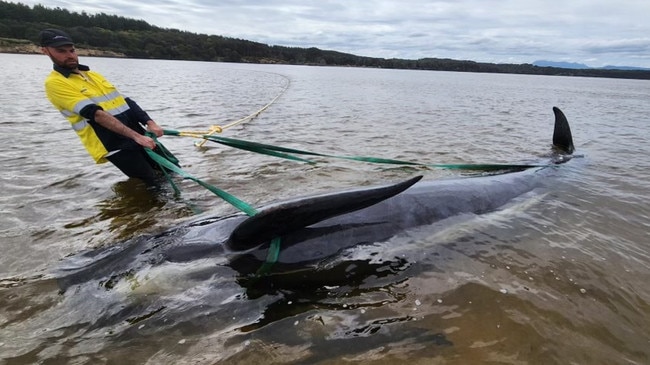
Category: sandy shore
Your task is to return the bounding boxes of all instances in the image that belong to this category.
[0,38,125,57]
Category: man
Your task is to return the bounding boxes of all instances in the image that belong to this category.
[40,28,169,186]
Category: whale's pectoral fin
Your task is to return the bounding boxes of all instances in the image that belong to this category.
[226,175,423,251]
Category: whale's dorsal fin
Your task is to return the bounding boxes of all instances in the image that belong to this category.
[552,107,574,154]
[227,176,423,250]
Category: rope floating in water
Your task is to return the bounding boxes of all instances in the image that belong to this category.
[194,75,290,147]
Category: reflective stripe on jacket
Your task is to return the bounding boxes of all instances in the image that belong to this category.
[44,68,131,163]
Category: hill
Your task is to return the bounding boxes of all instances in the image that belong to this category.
[2,1,650,80]
[533,60,590,69]
[533,60,650,71]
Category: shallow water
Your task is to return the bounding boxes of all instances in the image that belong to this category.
[1,53,649,364]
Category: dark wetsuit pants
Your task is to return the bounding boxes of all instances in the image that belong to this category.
[106,147,160,186]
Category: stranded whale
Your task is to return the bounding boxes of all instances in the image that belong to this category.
[56,106,576,292]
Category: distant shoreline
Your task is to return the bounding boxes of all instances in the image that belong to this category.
[0,38,126,58]
[2,37,649,81]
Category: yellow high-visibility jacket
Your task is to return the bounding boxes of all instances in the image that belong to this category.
[44,64,150,163]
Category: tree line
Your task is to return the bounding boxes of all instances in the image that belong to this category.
[2,0,649,80]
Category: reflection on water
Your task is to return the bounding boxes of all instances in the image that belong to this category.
[1,54,650,364]
[99,180,179,238]
[59,178,201,242]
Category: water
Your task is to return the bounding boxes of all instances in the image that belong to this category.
[1,53,650,364]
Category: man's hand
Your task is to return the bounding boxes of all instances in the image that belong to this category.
[134,134,156,149]
[146,120,164,137]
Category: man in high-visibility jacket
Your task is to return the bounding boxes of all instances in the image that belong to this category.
[40,28,169,186]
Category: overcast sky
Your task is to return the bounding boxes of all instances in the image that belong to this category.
[19,0,650,68]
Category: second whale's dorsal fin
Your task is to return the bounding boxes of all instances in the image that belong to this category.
[552,107,575,154]
[227,176,423,251]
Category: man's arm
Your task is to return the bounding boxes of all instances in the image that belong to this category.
[125,97,164,137]
[93,109,156,149]
[46,75,158,148]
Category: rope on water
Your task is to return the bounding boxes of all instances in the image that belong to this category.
[195,74,290,147]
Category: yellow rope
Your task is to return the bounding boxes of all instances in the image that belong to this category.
[194,75,290,147]
[193,125,223,147]
[175,131,209,138]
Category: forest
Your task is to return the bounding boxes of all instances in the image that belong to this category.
[1,1,649,80]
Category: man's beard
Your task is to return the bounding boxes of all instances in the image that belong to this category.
[52,57,78,70]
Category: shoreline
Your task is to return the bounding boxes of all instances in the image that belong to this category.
[2,38,649,80]
[0,38,126,58]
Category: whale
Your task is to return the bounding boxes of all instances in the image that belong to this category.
[25,105,578,345]
[55,106,576,296]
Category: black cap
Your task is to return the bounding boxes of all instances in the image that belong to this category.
[39,29,74,47]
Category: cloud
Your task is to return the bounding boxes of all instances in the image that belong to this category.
[17,0,650,67]
[582,38,650,54]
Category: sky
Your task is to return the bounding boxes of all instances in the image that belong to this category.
[17,0,650,68]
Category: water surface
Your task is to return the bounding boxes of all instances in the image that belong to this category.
[1,54,649,364]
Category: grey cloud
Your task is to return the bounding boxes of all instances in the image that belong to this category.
[581,38,650,54]
[17,0,650,67]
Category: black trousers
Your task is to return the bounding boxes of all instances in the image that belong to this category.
[106,148,160,186]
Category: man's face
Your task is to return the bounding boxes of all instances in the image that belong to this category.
[42,45,78,70]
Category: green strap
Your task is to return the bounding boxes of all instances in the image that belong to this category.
[163,130,545,171]
[145,147,258,216]
[255,237,282,276]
